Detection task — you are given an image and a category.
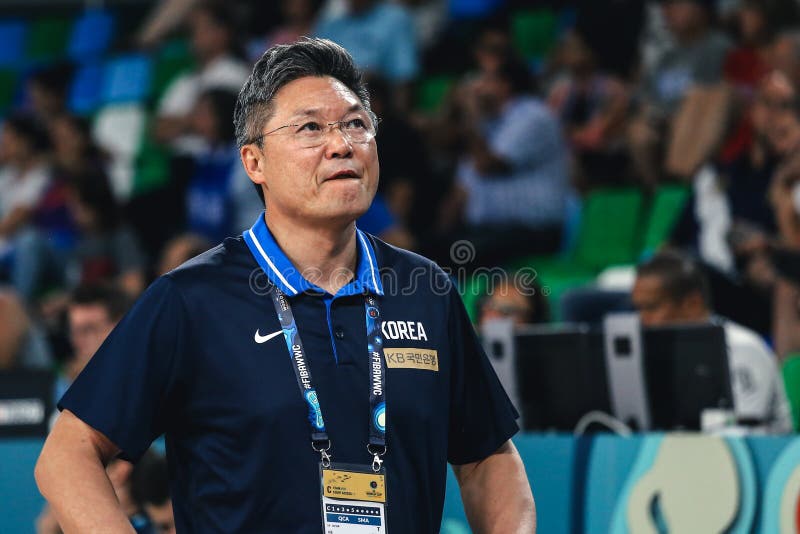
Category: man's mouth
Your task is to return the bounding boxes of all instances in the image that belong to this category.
[325,170,360,181]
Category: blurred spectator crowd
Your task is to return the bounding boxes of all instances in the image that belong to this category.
[6,0,800,523]
[4,0,800,528]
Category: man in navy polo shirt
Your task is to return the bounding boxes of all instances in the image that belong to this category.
[35,38,535,533]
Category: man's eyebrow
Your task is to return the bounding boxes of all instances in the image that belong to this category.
[288,103,365,120]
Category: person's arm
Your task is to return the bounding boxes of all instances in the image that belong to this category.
[34,410,136,534]
[0,205,34,237]
[136,0,199,48]
[452,440,535,534]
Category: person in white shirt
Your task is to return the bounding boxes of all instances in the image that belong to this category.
[631,249,792,432]
[154,0,250,154]
[0,114,52,254]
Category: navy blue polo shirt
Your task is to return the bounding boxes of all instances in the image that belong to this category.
[59,214,519,533]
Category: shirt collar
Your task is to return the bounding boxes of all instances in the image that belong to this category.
[243,212,384,297]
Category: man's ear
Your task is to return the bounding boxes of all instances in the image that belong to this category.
[240,144,267,192]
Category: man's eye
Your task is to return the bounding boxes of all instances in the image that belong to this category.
[298,122,322,132]
[344,118,367,129]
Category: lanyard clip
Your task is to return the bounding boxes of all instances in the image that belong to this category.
[372,453,383,472]
[313,440,332,468]
[367,444,386,473]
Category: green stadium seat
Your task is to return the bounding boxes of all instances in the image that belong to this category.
[151,39,195,107]
[132,133,171,196]
[572,188,645,269]
[0,69,18,112]
[782,355,800,431]
[641,184,691,257]
[460,189,645,322]
[511,9,557,60]
[415,75,455,114]
[26,18,72,61]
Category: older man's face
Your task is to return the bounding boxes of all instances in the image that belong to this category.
[250,76,379,227]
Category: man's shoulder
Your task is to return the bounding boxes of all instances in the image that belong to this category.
[164,236,253,288]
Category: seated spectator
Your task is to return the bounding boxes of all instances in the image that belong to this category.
[666,71,800,335]
[366,73,438,243]
[0,288,51,371]
[9,114,109,301]
[672,71,798,274]
[26,64,72,130]
[0,115,53,296]
[427,22,515,162]
[769,29,800,89]
[547,28,631,190]
[154,0,250,154]
[54,283,131,401]
[629,0,731,185]
[66,173,146,297]
[131,450,176,534]
[478,277,549,327]
[0,114,52,253]
[248,0,324,59]
[631,250,791,432]
[315,0,419,108]
[185,89,241,243]
[435,59,570,268]
[182,89,267,242]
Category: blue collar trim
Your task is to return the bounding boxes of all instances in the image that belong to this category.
[243,213,383,297]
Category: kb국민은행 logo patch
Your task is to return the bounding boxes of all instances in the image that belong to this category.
[382,348,438,371]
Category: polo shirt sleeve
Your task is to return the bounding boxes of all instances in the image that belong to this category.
[446,286,519,465]
[58,275,187,462]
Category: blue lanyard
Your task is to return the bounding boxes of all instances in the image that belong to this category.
[269,287,387,470]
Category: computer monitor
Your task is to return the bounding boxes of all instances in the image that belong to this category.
[513,322,733,432]
[514,324,610,431]
[0,369,54,438]
[643,323,733,430]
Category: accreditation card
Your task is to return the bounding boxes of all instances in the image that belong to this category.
[320,463,387,533]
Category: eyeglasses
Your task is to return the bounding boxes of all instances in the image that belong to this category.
[249,116,378,148]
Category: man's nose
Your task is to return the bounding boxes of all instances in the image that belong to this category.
[324,123,353,158]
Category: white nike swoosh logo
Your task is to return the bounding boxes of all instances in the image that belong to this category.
[254,329,283,344]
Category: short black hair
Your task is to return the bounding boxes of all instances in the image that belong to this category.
[5,113,50,152]
[130,449,170,508]
[70,170,120,229]
[636,250,711,308]
[29,62,73,98]
[70,282,132,322]
[199,88,238,145]
[233,37,375,204]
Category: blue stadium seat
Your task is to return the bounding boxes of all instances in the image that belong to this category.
[68,9,114,61]
[0,20,28,67]
[68,61,103,113]
[101,54,153,104]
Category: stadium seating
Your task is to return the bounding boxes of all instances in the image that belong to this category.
[68,61,104,114]
[67,9,114,61]
[511,9,557,61]
[0,20,27,67]
[639,184,691,258]
[782,355,800,431]
[101,54,153,105]
[26,17,72,62]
